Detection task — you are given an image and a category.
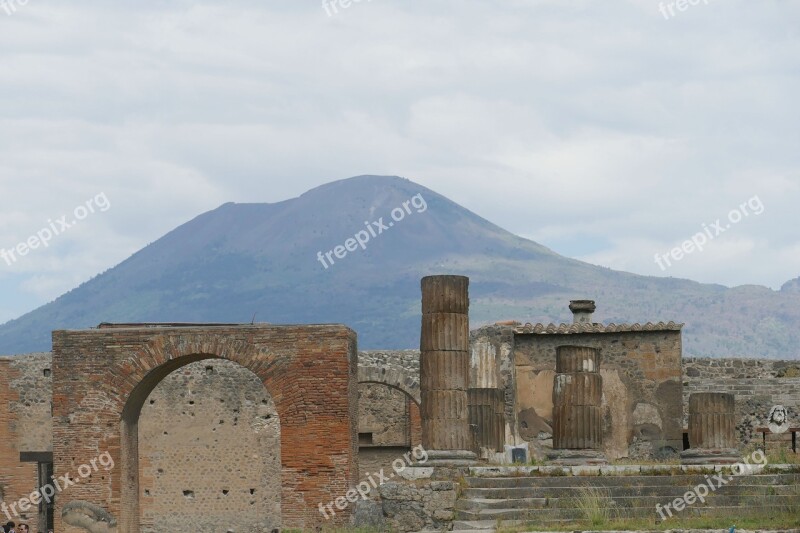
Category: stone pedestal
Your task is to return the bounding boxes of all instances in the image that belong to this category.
[764,431,796,454]
[550,346,606,465]
[420,275,477,464]
[681,392,739,464]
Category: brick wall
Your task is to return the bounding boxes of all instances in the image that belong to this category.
[1,349,422,532]
[0,353,52,532]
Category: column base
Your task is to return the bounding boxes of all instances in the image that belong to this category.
[418,449,478,466]
[680,448,740,465]
[546,449,607,466]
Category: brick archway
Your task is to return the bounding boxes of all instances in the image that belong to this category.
[52,324,358,532]
[358,350,420,405]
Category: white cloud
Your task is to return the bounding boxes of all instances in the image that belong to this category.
[0,0,798,321]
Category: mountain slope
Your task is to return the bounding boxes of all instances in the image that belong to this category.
[1,175,798,358]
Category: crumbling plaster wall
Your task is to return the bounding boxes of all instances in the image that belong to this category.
[511,330,684,460]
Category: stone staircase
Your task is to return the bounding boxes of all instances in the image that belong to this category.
[452,466,800,531]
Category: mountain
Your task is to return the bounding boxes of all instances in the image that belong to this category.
[1,175,798,358]
[781,277,800,294]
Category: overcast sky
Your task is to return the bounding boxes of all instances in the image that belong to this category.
[0,0,798,323]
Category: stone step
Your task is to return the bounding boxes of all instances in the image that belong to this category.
[455,497,549,511]
[451,519,510,531]
[454,503,796,522]
[457,492,798,511]
[461,484,797,500]
[453,471,800,528]
[464,473,800,488]
[455,507,585,521]
[468,465,800,478]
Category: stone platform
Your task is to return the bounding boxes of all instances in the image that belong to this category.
[372,463,800,532]
[451,464,800,532]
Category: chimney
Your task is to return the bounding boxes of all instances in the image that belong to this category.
[569,300,596,324]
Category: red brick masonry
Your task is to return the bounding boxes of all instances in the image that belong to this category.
[51,324,358,532]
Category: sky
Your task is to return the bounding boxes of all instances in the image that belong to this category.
[0,0,798,324]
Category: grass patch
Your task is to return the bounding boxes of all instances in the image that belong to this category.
[740,442,800,466]
[571,485,615,527]
[766,446,800,465]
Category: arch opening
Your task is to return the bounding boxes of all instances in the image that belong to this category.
[120,354,281,532]
[357,382,421,498]
[136,358,281,532]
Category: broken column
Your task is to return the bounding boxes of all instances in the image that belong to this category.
[420,275,476,464]
[468,388,505,455]
[547,345,606,465]
[468,325,506,458]
[681,392,739,464]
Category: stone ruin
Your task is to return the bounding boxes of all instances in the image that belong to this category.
[0,275,798,532]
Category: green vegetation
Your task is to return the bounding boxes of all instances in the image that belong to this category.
[571,485,615,527]
[740,442,800,466]
[766,446,800,465]
[778,366,800,377]
[496,482,800,532]
[496,513,800,533]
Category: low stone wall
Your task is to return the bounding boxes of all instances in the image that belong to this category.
[378,479,458,532]
[683,358,800,446]
[346,463,467,532]
[683,358,800,379]
[358,446,413,498]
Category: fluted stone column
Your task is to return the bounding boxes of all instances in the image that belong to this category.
[681,392,739,464]
[547,345,606,465]
[420,275,476,464]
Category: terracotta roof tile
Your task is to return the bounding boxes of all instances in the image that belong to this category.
[513,321,682,335]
